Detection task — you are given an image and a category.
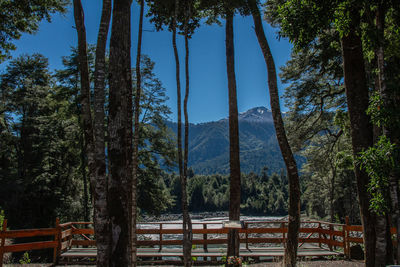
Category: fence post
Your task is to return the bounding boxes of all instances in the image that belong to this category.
[53,218,61,265]
[345,216,350,259]
[159,223,163,252]
[203,223,208,252]
[318,222,322,248]
[281,222,286,245]
[0,219,7,267]
[245,222,249,250]
[328,224,333,251]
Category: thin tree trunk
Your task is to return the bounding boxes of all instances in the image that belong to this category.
[172,0,191,265]
[183,1,193,266]
[72,0,95,209]
[248,1,300,266]
[341,8,375,267]
[225,8,241,261]
[92,0,112,265]
[375,2,398,264]
[108,0,132,265]
[131,0,144,266]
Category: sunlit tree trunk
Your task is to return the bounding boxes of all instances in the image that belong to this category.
[131,0,144,266]
[108,0,132,265]
[248,1,300,266]
[172,0,191,265]
[341,7,375,267]
[183,0,193,265]
[92,0,112,265]
[72,0,95,214]
[225,7,241,261]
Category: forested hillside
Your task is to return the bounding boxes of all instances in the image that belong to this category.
[167,107,296,174]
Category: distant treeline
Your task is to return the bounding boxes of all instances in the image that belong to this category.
[160,168,359,223]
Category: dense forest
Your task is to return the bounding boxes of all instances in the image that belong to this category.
[1,0,400,266]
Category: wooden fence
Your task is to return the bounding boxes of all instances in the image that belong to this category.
[0,217,384,266]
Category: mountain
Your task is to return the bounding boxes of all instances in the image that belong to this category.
[167,106,292,175]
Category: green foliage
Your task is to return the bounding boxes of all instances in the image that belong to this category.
[359,135,397,215]
[0,54,85,227]
[165,170,290,215]
[277,13,359,222]
[56,48,176,216]
[0,209,4,227]
[19,252,31,264]
[367,91,400,131]
[0,0,68,61]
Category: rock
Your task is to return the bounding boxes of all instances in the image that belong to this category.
[350,244,364,260]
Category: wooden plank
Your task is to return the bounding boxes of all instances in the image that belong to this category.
[243,228,287,234]
[59,222,72,228]
[4,241,58,253]
[72,228,94,235]
[298,238,321,244]
[324,229,344,237]
[71,240,96,247]
[348,237,363,243]
[346,225,362,231]
[194,228,227,234]
[61,239,72,251]
[61,228,73,239]
[246,237,283,244]
[137,228,229,235]
[3,228,57,238]
[324,239,344,247]
[53,218,60,265]
[300,227,320,234]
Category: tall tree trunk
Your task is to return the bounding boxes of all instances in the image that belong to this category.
[375,2,398,264]
[93,0,112,265]
[248,1,300,266]
[80,133,89,222]
[225,8,241,260]
[183,1,193,266]
[108,0,132,265]
[72,0,95,210]
[172,0,191,265]
[340,7,375,267]
[131,0,144,266]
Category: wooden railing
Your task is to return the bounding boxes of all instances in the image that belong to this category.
[0,219,59,266]
[0,217,387,265]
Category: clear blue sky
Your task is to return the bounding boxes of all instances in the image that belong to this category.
[6,1,293,123]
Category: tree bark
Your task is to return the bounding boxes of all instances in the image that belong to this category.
[183,1,193,265]
[375,2,398,264]
[340,8,375,267]
[72,0,95,215]
[131,0,144,266]
[108,0,132,265]
[225,8,241,260]
[248,1,300,266]
[93,0,112,265]
[172,0,191,265]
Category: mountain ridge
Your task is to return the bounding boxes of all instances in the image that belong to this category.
[166,106,292,175]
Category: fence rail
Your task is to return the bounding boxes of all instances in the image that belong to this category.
[0,217,376,266]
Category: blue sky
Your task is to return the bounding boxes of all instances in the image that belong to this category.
[6,1,293,123]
